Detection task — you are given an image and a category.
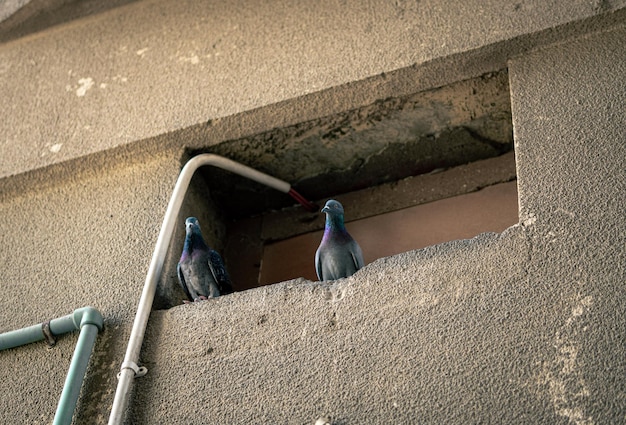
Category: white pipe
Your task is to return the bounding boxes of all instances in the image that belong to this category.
[208,155,291,193]
[108,154,307,424]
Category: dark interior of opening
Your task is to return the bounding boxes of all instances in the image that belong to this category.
[155,69,516,309]
[196,70,513,219]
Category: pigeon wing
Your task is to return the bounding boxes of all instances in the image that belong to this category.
[314,248,324,281]
[177,262,193,302]
[208,249,233,295]
[350,240,365,271]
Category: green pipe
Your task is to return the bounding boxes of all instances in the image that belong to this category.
[53,321,100,425]
[0,307,103,425]
[0,307,101,350]
[0,321,49,349]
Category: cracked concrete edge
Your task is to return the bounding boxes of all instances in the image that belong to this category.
[131,225,553,423]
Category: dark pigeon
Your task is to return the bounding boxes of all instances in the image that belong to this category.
[177,217,233,303]
[315,200,365,281]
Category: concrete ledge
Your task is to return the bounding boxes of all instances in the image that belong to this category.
[134,227,550,424]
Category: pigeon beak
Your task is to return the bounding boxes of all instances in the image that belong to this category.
[321,206,330,214]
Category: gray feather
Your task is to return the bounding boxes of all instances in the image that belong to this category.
[315,200,365,281]
[177,217,232,302]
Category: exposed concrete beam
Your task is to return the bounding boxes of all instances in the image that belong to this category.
[1,0,625,182]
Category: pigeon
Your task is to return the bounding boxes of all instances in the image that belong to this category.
[315,200,365,281]
[177,217,233,303]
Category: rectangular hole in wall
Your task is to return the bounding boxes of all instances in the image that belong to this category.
[157,69,517,307]
[256,157,518,285]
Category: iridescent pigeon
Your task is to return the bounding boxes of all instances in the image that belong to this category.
[315,200,365,281]
[177,217,233,303]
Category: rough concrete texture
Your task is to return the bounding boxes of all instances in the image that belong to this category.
[0,3,624,425]
[128,25,626,424]
[0,149,184,423]
[134,230,543,424]
[509,25,626,423]
[1,0,626,181]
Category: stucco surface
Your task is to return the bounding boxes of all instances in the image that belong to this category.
[128,25,626,424]
[509,25,626,423]
[134,229,549,424]
[1,0,625,180]
[0,3,624,425]
[0,149,183,422]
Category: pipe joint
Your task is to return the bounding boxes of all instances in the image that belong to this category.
[42,320,57,347]
[72,307,104,331]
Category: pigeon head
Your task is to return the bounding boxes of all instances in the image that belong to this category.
[321,199,344,216]
[185,217,202,235]
[183,217,208,252]
[321,200,346,229]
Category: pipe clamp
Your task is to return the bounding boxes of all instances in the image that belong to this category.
[117,361,148,379]
[42,320,57,347]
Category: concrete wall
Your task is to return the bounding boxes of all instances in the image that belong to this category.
[0,1,624,424]
[132,25,626,424]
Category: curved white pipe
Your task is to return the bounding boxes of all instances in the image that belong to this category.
[108,154,312,424]
[206,154,291,193]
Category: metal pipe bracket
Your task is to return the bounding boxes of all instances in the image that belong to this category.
[42,320,57,348]
[117,361,148,379]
